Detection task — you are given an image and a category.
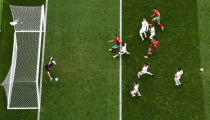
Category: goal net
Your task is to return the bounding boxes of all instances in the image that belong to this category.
[2,5,45,109]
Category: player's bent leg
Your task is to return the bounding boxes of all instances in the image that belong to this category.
[177,79,181,85]
[113,54,119,58]
[145,71,153,75]
[149,34,155,40]
[137,72,144,78]
[158,22,164,31]
[47,72,53,81]
[144,32,147,38]
[139,30,144,41]
[126,51,130,54]
[131,91,135,97]
[137,91,141,96]
[174,79,179,86]
[152,19,155,25]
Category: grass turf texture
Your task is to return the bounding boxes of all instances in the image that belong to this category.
[0,0,3,29]
[40,0,119,120]
[122,0,206,120]
[198,0,210,119]
[39,0,119,120]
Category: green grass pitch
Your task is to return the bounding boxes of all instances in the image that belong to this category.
[122,0,209,120]
[0,0,210,120]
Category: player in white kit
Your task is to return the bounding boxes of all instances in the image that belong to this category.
[137,63,153,79]
[131,82,141,97]
[139,18,149,41]
[10,18,20,26]
[174,68,183,86]
[149,24,155,40]
[113,42,130,58]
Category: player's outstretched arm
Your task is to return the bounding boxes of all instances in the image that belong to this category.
[108,39,114,43]
[151,14,155,17]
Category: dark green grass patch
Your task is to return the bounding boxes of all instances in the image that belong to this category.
[122,0,205,120]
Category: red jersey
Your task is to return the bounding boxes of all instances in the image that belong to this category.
[150,41,159,50]
[154,10,160,17]
[115,37,120,46]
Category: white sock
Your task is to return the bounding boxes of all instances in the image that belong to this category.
[113,54,119,58]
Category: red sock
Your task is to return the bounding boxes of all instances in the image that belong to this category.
[152,20,154,25]
[159,23,163,28]
[146,53,149,57]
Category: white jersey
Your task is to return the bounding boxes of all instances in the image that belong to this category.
[134,84,139,92]
[141,21,148,30]
[121,43,127,52]
[150,26,155,35]
[175,70,183,79]
[141,66,148,72]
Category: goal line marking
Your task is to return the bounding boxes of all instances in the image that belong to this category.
[37,0,48,120]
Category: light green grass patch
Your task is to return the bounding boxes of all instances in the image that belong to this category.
[198,0,210,119]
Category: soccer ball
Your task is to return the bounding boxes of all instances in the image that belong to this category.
[200,68,204,71]
[55,77,59,81]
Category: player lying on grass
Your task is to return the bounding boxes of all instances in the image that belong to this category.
[149,24,155,40]
[113,42,130,58]
[45,57,56,81]
[131,82,141,97]
[139,17,149,41]
[109,34,120,51]
[174,68,183,86]
[151,8,164,31]
[144,39,159,59]
[137,63,153,79]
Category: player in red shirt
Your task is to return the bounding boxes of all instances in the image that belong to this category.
[109,34,121,51]
[151,8,164,31]
[144,39,159,58]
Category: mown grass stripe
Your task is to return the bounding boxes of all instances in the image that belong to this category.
[197,0,210,119]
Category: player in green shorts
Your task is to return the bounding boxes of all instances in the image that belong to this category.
[108,34,121,51]
[151,8,164,31]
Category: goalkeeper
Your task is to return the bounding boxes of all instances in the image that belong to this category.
[45,57,56,81]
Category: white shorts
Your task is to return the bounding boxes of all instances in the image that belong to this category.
[140,28,146,33]
[131,90,137,94]
[174,78,180,81]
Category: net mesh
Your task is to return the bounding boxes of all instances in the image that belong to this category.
[10,5,42,31]
[2,5,44,109]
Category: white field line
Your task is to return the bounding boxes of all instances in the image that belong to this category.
[119,0,122,119]
[36,5,44,112]
[37,0,48,120]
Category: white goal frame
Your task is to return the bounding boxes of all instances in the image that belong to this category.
[2,4,46,110]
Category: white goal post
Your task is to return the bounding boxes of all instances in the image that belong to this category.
[2,4,45,109]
